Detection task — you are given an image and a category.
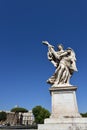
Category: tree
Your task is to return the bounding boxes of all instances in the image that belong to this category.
[0,111,7,121]
[32,106,50,124]
[11,107,28,113]
[81,112,87,117]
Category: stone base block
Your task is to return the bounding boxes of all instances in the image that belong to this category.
[38,118,87,130]
[49,86,80,118]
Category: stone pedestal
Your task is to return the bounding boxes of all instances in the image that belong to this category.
[38,85,87,130]
[50,86,80,118]
[38,118,87,130]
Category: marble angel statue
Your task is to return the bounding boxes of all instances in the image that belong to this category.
[42,41,77,86]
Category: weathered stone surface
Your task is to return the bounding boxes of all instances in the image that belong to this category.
[38,117,87,130]
[38,86,87,130]
[50,86,81,118]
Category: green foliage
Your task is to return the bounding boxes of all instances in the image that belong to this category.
[0,111,7,121]
[81,112,87,117]
[11,107,28,113]
[32,106,50,124]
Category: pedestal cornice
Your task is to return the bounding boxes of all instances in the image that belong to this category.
[49,85,77,94]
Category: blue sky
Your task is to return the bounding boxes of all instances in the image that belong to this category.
[0,0,87,113]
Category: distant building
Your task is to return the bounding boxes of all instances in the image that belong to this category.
[20,110,34,125]
[6,111,18,125]
[0,111,17,125]
[0,110,34,126]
